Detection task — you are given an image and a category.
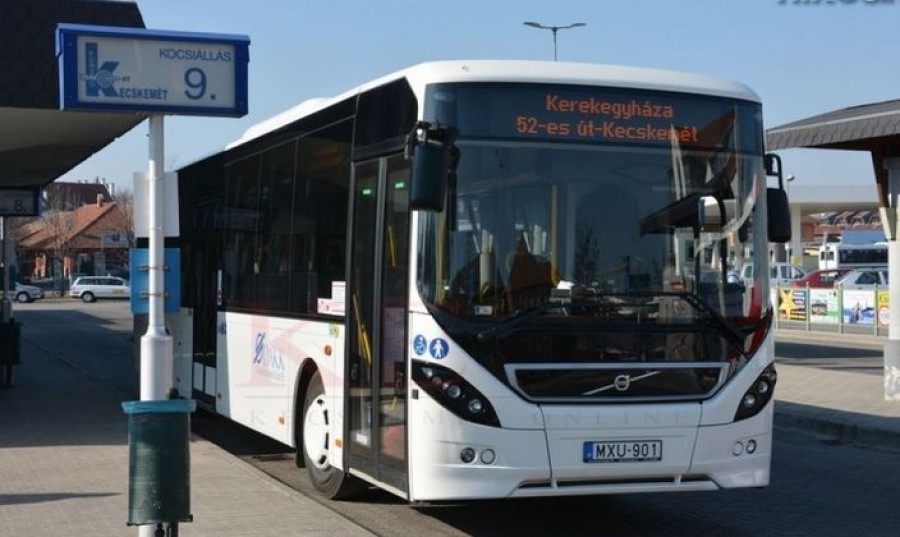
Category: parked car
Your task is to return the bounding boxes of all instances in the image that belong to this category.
[69,276,130,303]
[790,268,852,289]
[2,282,45,303]
[836,268,888,289]
[740,262,807,287]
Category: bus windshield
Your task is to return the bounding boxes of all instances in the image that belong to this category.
[417,83,769,369]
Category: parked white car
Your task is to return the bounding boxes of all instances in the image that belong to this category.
[836,268,889,289]
[69,276,131,303]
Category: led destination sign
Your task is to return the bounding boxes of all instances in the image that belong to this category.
[426,84,758,149]
[516,94,700,143]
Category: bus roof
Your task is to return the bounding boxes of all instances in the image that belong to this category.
[225,60,762,156]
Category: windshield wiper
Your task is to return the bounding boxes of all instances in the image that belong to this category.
[675,292,747,355]
[475,301,567,341]
[574,289,749,355]
[472,289,749,355]
[474,290,650,341]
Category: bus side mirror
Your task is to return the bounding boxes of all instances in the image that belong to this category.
[764,152,791,243]
[767,188,791,243]
[764,153,780,181]
[406,122,457,212]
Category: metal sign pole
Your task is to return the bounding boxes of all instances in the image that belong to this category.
[138,115,175,537]
[140,114,173,402]
[55,25,249,534]
[0,217,9,387]
[1,217,9,325]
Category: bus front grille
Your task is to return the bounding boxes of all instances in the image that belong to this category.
[504,362,728,403]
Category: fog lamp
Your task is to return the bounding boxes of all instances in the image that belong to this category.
[460,447,476,463]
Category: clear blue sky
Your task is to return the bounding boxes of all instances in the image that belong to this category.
[60,0,900,194]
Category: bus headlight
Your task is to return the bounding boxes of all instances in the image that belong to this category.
[443,382,463,399]
[413,359,501,427]
[734,364,777,422]
[742,393,758,409]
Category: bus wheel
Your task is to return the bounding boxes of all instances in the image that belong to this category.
[302,371,366,499]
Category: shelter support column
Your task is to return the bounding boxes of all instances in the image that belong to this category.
[789,204,802,265]
[879,158,900,401]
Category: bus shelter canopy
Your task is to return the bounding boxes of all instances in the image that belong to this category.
[0,0,145,189]
[0,108,144,188]
[766,98,900,207]
[767,98,900,152]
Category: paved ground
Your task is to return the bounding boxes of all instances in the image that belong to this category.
[0,337,374,536]
[0,320,897,536]
[773,329,900,449]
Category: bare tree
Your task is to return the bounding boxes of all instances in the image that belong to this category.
[42,189,78,279]
[7,216,38,244]
[114,188,136,247]
[43,210,76,278]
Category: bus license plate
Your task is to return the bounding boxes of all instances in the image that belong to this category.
[583,440,663,463]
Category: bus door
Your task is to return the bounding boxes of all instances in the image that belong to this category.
[190,198,223,408]
[346,155,411,494]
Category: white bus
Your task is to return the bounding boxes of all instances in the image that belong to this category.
[170,60,789,501]
[818,242,887,270]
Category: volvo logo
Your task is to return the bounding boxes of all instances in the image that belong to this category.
[584,370,662,396]
[613,374,632,392]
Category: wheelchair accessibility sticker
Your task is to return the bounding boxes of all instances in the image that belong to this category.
[413,335,428,356]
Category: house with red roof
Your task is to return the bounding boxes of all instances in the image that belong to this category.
[17,195,130,280]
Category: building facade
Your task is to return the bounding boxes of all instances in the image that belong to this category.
[17,195,130,281]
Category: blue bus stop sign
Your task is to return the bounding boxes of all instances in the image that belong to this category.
[57,24,249,117]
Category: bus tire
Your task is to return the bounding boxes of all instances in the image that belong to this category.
[301,370,366,499]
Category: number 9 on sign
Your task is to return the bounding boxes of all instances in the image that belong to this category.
[184,67,207,100]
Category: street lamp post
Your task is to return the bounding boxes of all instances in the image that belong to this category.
[523,21,586,61]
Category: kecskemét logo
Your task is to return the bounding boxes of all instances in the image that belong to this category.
[252,332,286,381]
[83,42,128,97]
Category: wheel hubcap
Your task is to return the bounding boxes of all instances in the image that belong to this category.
[303,394,330,470]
